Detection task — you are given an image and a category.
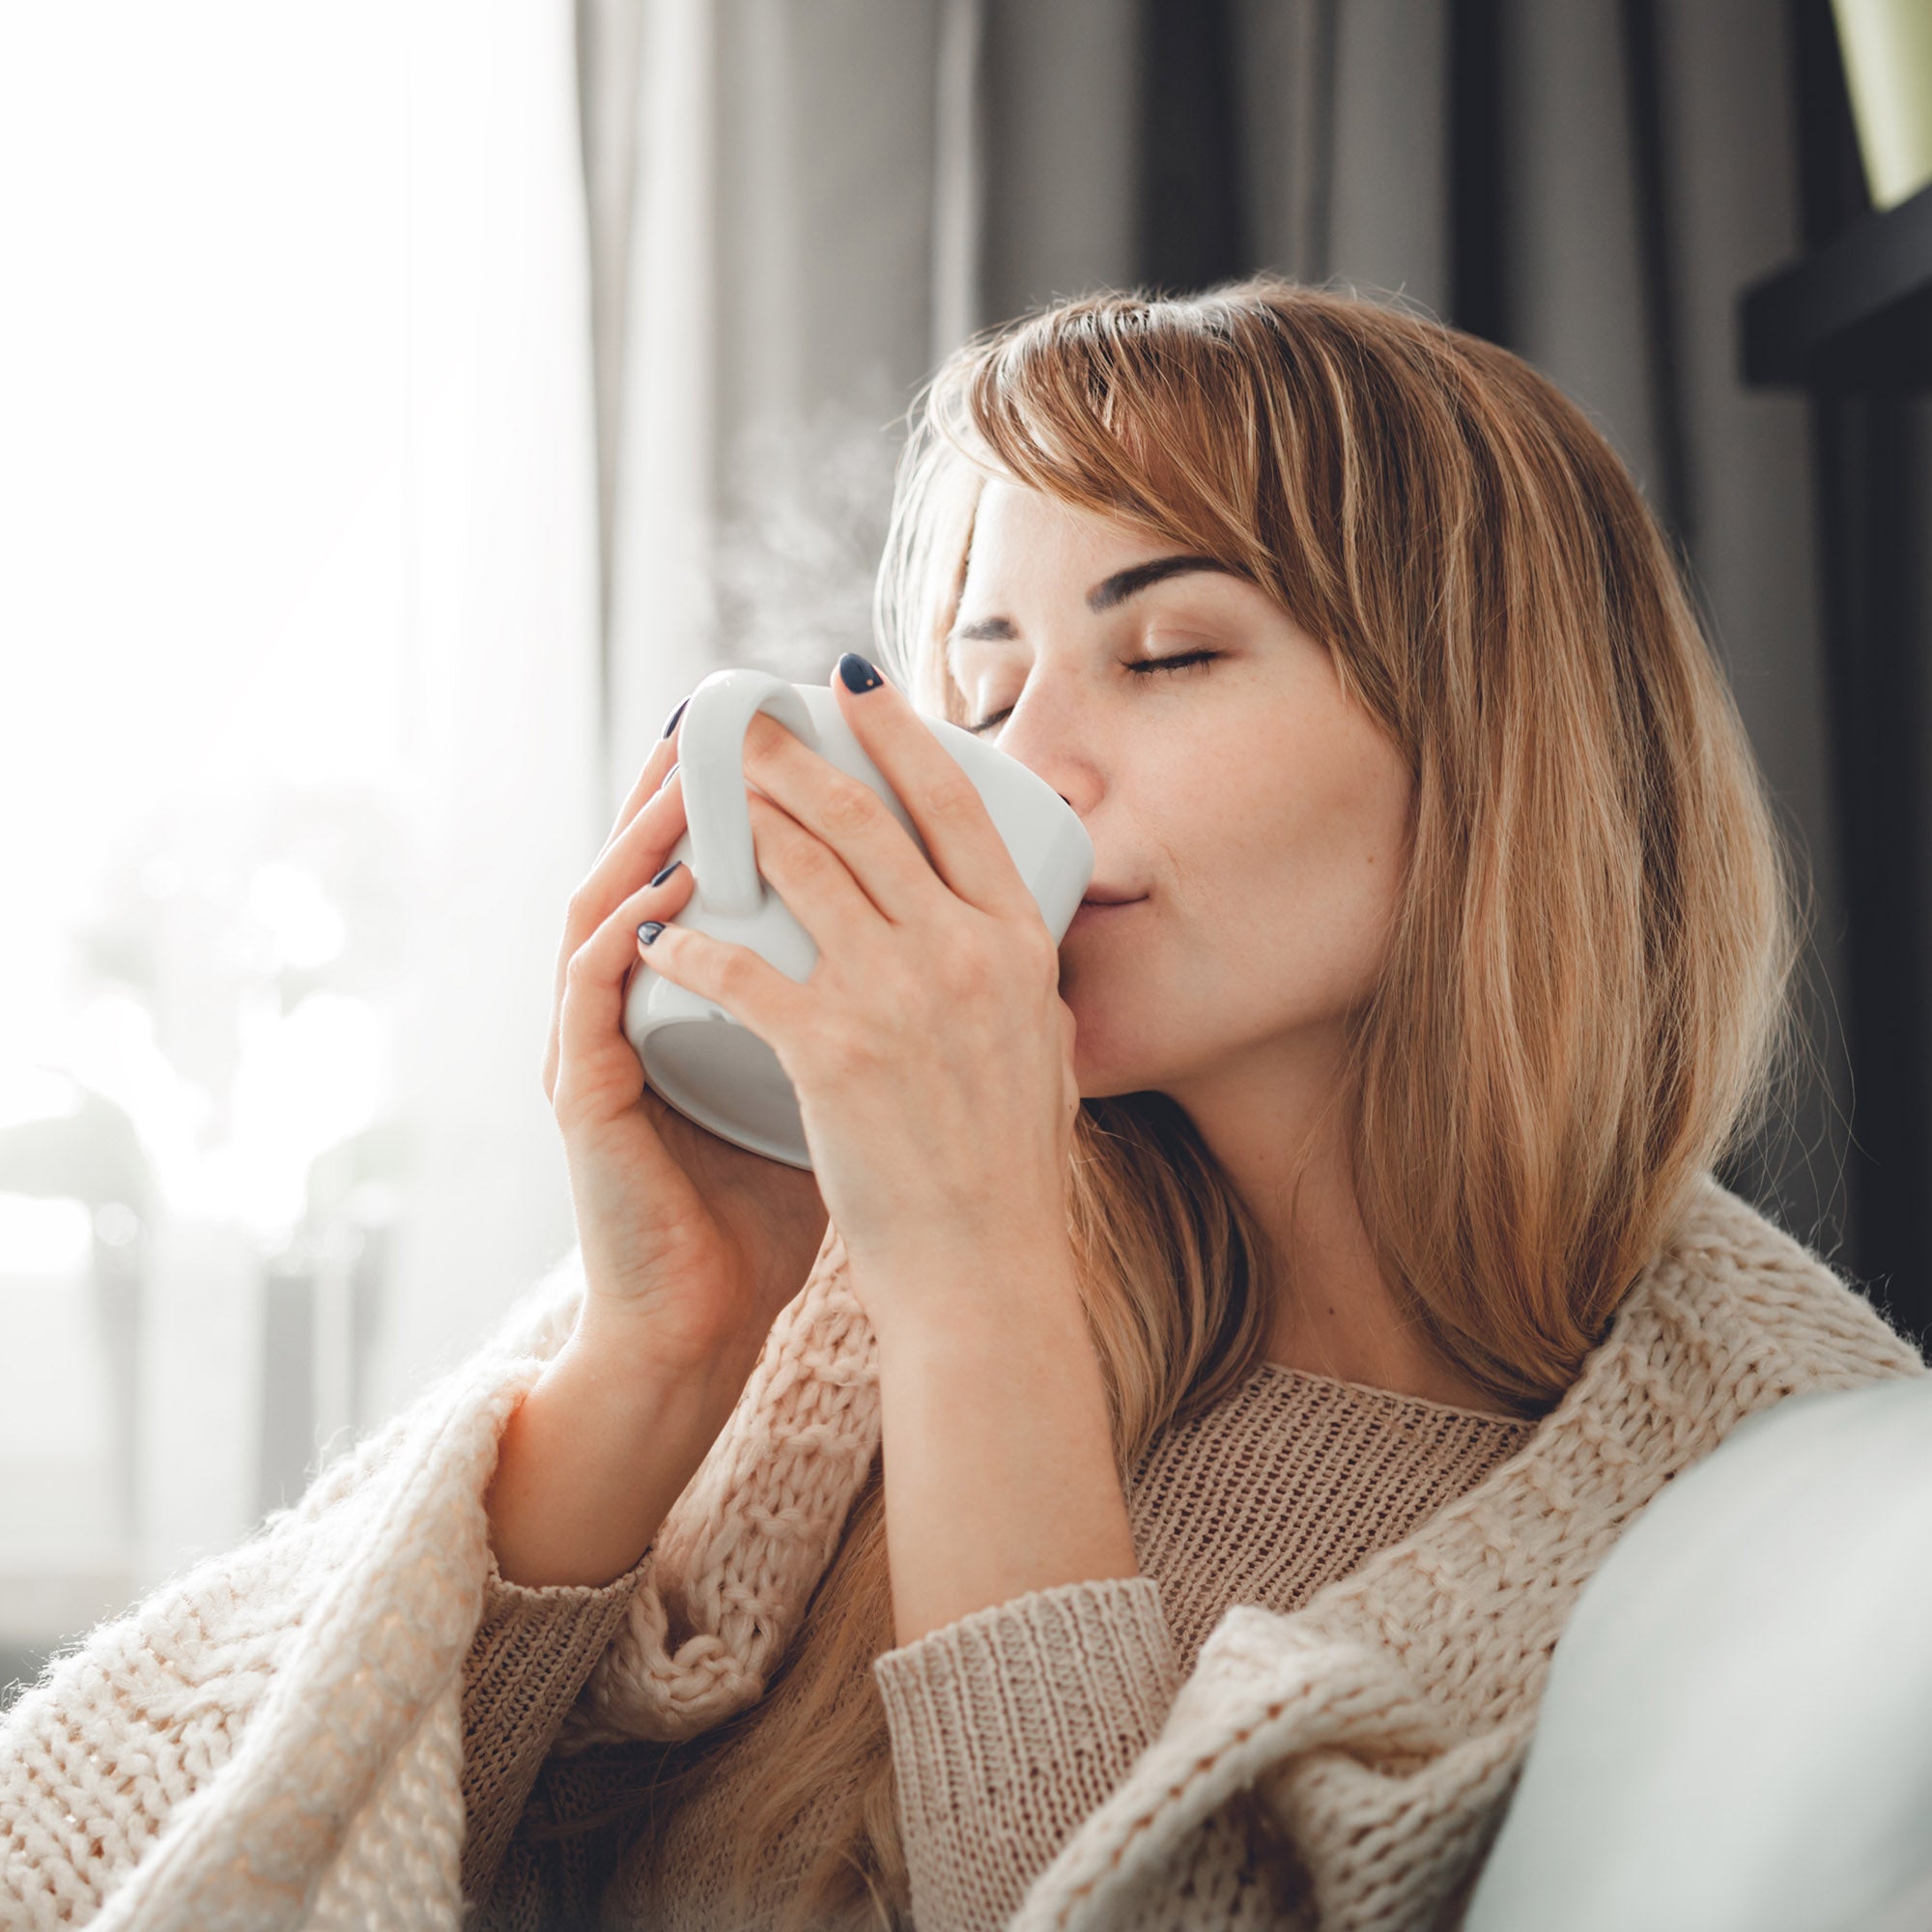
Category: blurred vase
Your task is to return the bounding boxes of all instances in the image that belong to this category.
[1832,0,1932,209]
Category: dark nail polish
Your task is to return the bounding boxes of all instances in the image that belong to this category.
[649,860,684,889]
[837,652,884,694]
[661,696,690,738]
[637,921,666,946]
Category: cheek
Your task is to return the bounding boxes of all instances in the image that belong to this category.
[1162,711,1409,976]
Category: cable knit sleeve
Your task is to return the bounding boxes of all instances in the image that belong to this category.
[870,1575,1182,1932]
[459,1547,648,1909]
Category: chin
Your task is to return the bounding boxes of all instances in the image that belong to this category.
[1063,965,1193,1096]
[1069,1021,1168,1102]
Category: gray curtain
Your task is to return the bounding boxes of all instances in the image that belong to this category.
[570,0,1896,1293]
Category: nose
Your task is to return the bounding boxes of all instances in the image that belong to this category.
[997,695,1103,818]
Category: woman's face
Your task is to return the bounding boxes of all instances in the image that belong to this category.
[946,478,1413,1100]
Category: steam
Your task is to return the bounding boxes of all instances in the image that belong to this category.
[708,375,907,686]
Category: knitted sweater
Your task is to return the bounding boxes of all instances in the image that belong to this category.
[463,1357,1538,1929]
[1,1173,1923,1932]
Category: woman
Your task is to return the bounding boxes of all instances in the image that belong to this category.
[5,278,1923,1932]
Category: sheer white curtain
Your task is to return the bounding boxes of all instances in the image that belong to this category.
[587,0,950,789]
[0,0,597,1668]
[373,0,601,1420]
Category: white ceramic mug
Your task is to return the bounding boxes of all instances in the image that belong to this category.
[622,666,1094,1168]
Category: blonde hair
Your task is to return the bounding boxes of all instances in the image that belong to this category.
[577,277,1806,1924]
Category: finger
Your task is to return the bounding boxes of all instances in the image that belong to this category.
[633,910,811,1056]
[827,656,1038,922]
[547,765,687,1103]
[552,858,699,1132]
[736,709,939,925]
[596,699,689,861]
[583,760,689,918]
[745,790,888,957]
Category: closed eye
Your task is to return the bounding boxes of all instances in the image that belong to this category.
[963,649,1222,735]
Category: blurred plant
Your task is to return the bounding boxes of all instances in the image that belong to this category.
[64,781,418,1127]
[0,777,424,1263]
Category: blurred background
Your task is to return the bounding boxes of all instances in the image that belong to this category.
[3,0,1930,1700]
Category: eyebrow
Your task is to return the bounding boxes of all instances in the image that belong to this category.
[946,553,1242,660]
[1087,553,1240,611]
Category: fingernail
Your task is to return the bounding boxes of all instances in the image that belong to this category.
[661,696,690,738]
[837,652,884,694]
[637,921,666,946]
[649,860,684,889]
[655,761,679,794]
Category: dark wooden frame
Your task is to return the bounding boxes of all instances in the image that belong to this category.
[1732,0,1932,1345]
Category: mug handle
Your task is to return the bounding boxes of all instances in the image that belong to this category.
[676,668,822,918]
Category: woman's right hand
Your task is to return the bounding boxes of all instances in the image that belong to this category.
[544,708,832,1378]
[489,705,834,1588]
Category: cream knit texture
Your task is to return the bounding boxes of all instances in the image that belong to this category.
[1,1172,1924,1930]
[461,1350,1533,1928]
[561,1222,882,1751]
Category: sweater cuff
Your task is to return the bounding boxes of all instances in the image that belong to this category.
[460,1544,650,1905]
[871,1575,1181,1932]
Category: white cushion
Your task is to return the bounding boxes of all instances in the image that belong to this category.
[1463,1372,1932,1932]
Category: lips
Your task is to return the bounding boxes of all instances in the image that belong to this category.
[1074,897,1148,924]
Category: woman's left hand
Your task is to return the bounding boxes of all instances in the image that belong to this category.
[636,655,1081,1344]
